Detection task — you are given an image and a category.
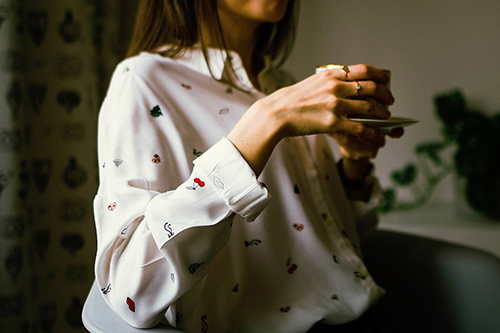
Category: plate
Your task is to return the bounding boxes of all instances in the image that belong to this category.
[349,116,419,133]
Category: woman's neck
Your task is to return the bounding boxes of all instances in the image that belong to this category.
[215,10,261,88]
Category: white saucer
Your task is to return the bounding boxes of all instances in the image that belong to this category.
[349,116,419,133]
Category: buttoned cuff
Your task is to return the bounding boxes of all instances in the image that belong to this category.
[194,137,271,221]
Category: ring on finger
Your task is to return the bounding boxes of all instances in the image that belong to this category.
[354,80,361,97]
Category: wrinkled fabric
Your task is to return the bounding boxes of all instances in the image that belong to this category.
[93,47,385,332]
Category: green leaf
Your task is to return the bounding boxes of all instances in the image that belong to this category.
[391,163,417,186]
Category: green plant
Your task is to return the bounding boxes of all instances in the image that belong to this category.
[381,90,500,220]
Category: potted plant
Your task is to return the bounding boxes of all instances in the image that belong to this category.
[380,90,500,220]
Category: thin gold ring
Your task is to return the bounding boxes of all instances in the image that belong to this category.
[354,81,361,97]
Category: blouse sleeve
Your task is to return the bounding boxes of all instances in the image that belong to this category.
[93,61,270,328]
[349,178,383,242]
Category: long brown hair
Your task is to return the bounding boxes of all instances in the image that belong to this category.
[126,0,299,70]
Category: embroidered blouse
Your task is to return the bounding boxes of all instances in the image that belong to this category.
[93,46,385,333]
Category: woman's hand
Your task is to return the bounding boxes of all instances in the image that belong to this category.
[227,64,395,176]
[333,127,404,185]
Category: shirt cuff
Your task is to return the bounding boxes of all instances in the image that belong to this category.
[193,137,271,221]
[351,178,383,241]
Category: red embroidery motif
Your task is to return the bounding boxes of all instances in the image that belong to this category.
[187,178,205,190]
[126,297,135,312]
[287,257,297,274]
[152,154,161,163]
[181,83,192,90]
[293,223,304,231]
[280,306,291,313]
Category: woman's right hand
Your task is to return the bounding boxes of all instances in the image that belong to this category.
[227,64,394,176]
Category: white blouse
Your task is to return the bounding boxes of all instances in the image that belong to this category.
[93,46,385,333]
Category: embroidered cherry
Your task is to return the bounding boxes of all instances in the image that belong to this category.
[286,257,298,274]
[187,178,206,190]
[280,306,291,313]
[194,178,205,187]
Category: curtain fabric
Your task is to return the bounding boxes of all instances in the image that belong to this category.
[0,0,121,331]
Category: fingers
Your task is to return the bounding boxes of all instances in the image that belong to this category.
[331,132,386,160]
[387,127,405,138]
[346,64,391,84]
[315,68,394,107]
[351,80,395,106]
[337,98,391,120]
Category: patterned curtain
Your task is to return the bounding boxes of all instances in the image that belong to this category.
[0,0,124,331]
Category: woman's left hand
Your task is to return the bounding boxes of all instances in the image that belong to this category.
[331,127,405,184]
[331,127,404,161]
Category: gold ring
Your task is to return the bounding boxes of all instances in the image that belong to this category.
[354,81,361,97]
[316,64,349,81]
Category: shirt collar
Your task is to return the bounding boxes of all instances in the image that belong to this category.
[154,45,286,94]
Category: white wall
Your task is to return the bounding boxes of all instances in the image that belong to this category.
[283,0,500,202]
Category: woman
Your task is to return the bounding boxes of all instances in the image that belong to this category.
[93,0,403,331]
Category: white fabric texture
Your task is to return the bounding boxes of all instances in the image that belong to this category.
[93,47,385,332]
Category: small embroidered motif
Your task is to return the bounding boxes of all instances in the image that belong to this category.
[186,178,205,190]
[219,108,229,115]
[225,87,233,94]
[107,202,117,211]
[150,105,163,117]
[164,222,174,238]
[333,255,340,264]
[126,297,135,312]
[188,262,204,274]
[122,67,130,74]
[286,257,298,274]
[181,83,192,90]
[294,184,300,194]
[213,175,224,189]
[244,239,262,247]
[201,315,208,332]
[331,294,339,301]
[152,154,161,163]
[355,270,368,280]
[113,159,123,167]
[232,284,239,292]
[101,284,111,295]
[293,223,304,231]
[280,306,291,313]
[102,162,106,168]
[193,149,204,157]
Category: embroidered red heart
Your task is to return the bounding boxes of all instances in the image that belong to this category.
[288,264,297,274]
[293,224,304,231]
[280,306,291,313]
[152,154,161,163]
[126,297,135,312]
[107,202,116,211]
